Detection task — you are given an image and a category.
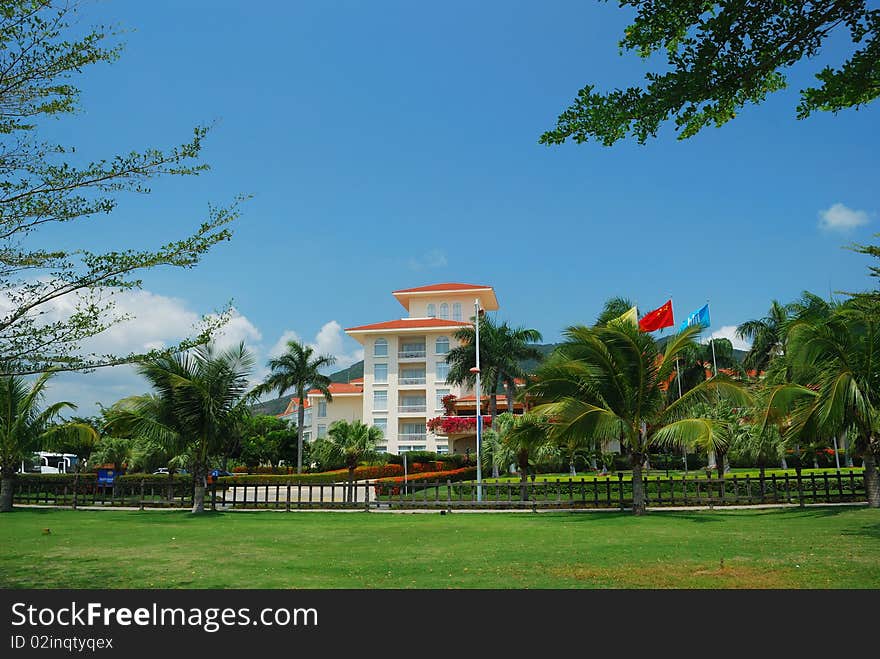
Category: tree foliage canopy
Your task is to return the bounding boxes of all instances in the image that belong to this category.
[0,1,243,375]
[541,1,879,146]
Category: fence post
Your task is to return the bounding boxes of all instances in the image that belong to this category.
[364,482,371,512]
[139,479,145,511]
[446,479,452,514]
[618,472,625,511]
[795,467,805,507]
[286,481,291,513]
[211,482,217,511]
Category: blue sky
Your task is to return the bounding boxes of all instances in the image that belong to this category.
[41,1,879,409]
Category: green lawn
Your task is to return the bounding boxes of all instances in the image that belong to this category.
[2,507,879,588]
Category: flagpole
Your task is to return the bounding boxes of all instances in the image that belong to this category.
[707,300,717,377]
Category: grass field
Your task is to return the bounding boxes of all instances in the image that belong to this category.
[1,507,878,589]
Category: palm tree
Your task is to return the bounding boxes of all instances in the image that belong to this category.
[115,343,254,513]
[762,301,880,507]
[90,437,132,474]
[736,300,790,374]
[527,323,750,515]
[445,316,542,421]
[671,338,743,399]
[0,372,96,512]
[254,340,335,474]
[495,412,552,501]
[595,296,636,326]
[311,420,381,501]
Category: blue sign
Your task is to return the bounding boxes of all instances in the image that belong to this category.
[96,468,117,486]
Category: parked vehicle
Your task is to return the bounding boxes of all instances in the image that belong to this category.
[21,452,78,474]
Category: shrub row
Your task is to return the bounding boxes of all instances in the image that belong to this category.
[373,467,478,496]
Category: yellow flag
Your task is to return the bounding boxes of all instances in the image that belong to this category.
[611,306,638,327]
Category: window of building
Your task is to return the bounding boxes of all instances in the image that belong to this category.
[374,363,388,384]
[426,303,436,318]
[373,418,387,435]
[373,390,388,411]
[398,445,426,454]
[435,389,450,410]
[376,446,387,453]
[317,400,327,418]
[317,424,327,438]
[439,303,449,319]
[452,303,462,321]
[436,361,449,382]
[374,338,388,357]
[435,336,449,355]
[436,443,449,455]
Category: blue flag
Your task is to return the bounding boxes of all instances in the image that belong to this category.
[678,304,710,332]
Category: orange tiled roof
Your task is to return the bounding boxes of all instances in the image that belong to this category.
[307,382,364,396]
[345,318,471,332]
[349,377,364,384]
[392,283,492,294]
[278,397,309,417]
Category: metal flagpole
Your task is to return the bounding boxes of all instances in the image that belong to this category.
[707,300,717,377]
[474,298,483,503]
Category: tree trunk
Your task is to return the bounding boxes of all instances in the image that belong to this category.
[191,462,206,514]
[781,455,788,469]
[716,450,726,479]
[348,466,355,503]
[518,449,529,501]
[504,377,515,417]
[863,448,880,509]
[488,373,499,422]
[0,473,14,512]
[491,464,499,478]
[631,454,646,515]
[569,460,576,477]
[297,388,306,474]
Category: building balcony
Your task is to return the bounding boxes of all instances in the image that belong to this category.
[426,415,492,437]
[398,349,426,361]
[398,404,427,415]
[398,376,426,386]
[398,432,426,443]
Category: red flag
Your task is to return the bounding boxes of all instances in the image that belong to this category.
[639,300,674,332]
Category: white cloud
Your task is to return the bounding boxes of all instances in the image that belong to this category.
[14,288,264,415]
[407,249,447,271]
[704,325,752,352]
[818,203,870,231]
[269,321,364,372]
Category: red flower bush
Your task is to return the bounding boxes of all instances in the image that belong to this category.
[373,466,478,496]
[426,415,492,434]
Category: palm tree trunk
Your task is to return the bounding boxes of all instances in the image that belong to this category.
[297,388,306,474]
[0,467,14,512]
[863,447,880,509]
[191,461,206,514]
[518,449,529,501]
[631,454,646,515]
[504,377,515,417]
[488,373,499,421]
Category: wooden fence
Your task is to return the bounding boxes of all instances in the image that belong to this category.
[12,469,868,511]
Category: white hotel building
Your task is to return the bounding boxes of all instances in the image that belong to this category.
[279,283,500,455]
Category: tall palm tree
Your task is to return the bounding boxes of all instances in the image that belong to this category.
[0,372,96,512]
[445,316,542,421]
[527,323,750,515]
[114,343,254,513]
[762,301,880,507]
[254,340,335,474]
[495,412,553,501]
[311,420,381,501]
